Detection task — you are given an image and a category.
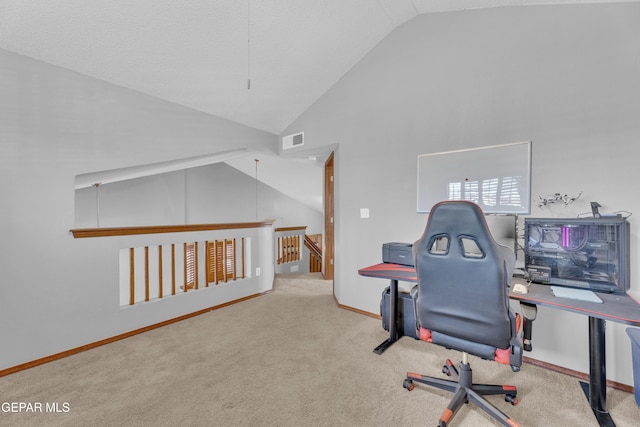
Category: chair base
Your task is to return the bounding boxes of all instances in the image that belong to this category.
[404,359,520,427]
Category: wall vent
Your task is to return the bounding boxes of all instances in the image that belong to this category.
[282,132,304,150]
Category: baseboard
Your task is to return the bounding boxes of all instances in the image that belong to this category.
[336,303,634,394]
[522,356,633,393]
[337,302,380,318]
[0,292,265,378]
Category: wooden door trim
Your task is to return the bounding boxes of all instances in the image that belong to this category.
[324,152,335,282]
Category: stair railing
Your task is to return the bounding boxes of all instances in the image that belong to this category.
[304,235,323,273]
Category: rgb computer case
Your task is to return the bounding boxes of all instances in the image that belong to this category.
[524,217,630,293]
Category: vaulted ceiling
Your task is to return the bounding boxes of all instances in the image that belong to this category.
[0,0,622,135]
[3,1,633,214]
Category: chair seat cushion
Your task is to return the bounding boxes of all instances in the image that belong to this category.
[420,327,513,365]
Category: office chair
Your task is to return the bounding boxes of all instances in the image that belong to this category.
[403,201,523,427]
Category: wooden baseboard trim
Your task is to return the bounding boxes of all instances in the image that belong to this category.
[336,304,634,394]
[0,292,266,378]
[338,302,381,319]
[522,356,633,393]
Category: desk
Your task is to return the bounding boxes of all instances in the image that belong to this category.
[358,262,640,427]
[510,278,640,427]
[357,263,417,354]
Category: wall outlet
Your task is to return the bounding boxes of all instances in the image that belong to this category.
[360,208,370,219]
[255,267,261,277]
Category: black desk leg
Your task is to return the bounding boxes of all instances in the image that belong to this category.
[374,279,399,354]
[579,317,616,427]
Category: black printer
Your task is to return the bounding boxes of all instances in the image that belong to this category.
[382,242,414,266]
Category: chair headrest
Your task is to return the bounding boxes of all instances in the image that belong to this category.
[426,201,492,238]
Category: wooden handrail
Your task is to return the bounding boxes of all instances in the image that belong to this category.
[304,235,323,273]
[274,226,307,232]
[70,220,274,238]
[304,235,322,258]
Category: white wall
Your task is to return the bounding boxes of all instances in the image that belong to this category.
[282,3,640,385]
[187,163,323,233]
[0,47,305,370]
[74,162,323,232]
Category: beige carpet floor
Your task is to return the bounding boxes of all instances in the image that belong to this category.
[1,273,638,426]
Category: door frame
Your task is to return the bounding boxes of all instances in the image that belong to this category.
[323,152,334,281]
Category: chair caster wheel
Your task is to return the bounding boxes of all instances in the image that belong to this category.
[403,379,414,391]
[442,359,457,377]
[505,394,518,406]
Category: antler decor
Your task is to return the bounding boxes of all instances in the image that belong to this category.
[537,191,582,208]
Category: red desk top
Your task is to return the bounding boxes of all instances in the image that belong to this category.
[358,262,417,283]
[359,262,640,326]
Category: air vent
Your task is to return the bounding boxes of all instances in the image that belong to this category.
[282,132,304,150]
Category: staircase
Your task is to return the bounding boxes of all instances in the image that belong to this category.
[304,235,322,273]
[275,227,323,274]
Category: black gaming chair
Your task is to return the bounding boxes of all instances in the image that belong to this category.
[403,201,523,427]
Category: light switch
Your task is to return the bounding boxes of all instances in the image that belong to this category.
[360,208,370,219]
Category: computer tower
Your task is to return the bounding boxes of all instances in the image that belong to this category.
[524,217,630,293]
[380,285,419,339]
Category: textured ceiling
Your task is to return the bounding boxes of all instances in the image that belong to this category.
[0,0,625,135]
